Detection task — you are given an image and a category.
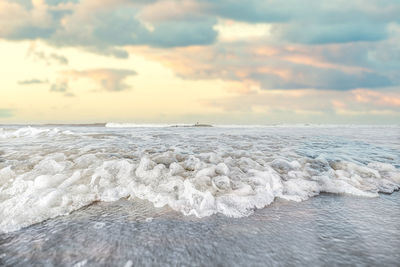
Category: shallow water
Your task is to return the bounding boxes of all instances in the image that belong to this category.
[1,192,400,266]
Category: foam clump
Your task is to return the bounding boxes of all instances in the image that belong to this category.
[0,127,72,139]
[0,126,399,233]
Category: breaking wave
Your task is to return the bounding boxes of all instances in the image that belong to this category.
[0,126,399,233]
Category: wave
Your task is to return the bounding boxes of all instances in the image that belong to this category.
[105,123,400,128]
[0,127,74,139]
[105,123,191,128]
[1,126,399,233]
[1,152,399,233]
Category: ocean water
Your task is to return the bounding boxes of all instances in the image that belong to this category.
[0,124,399,265]
[1,193,400,266]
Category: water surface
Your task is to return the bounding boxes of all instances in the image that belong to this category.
[1,193,399,266]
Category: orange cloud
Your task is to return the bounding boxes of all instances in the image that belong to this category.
[282,55,372,74]
[60,68,137,92]
[352,89,400,107]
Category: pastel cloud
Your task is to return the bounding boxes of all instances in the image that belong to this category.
[1,0,400,122]
[207,0,400,44]
[0,0,59,39]
[27,43,69,65]
[203,88,400,121]
[50,82,68,92]
[1,0,399,81]
[18,79,48,85]
[0,0,217,56]
[128,39,395,91]
[60,68,137,92]
[352,89,400,108]
[2,0,399,49]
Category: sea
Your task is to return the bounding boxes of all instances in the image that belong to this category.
[0,124,399,266]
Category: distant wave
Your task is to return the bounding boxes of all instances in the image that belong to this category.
[106,123,192,128]
[105,122,399,128]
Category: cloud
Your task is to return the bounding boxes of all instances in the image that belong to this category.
[1,0,399,50]
[1,0,399,55]
[129,39,396,91]
[2,0,215,55]
[206,0,400,44]
[0,108,13,118]
[352,89,400,108]
[249,67,392,90]
[274,22,388,44]
[138,0,207,22]
[61,68,137,92]
[0,0,60,40]
[87,47,130,59]
[1,0,399,96]
[48,68,137,96]
[45,0,79,6]
[49,53,68,65]
[50,82,68,92]
[27,43,69,65]
[50,81,75,97]
[52,2,217,51]
[18,79,48,85]
[202,88,400,121]
[13,0,33,9]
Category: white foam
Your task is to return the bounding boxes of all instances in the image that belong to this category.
[0,126,399,233]
[0,126,73,139]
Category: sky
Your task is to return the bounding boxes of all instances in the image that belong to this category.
[1,0,400,124]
